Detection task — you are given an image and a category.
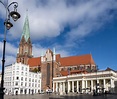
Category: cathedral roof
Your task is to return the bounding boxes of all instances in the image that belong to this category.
[21,15,30,42]
[28,57,41,67]
[27,54,95,67]
[60,54,95,66]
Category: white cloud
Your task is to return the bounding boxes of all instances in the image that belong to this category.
[0,0,117,68]
[0,0,116,41]
[0,55,16,67]
[0,41,17,67]
[0,41,17,56]
[32,43,69,57]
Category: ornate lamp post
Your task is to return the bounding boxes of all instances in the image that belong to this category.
[0,1,21,99]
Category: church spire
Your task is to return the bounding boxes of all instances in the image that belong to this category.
[16,13,33,65]
[21,14,30,42]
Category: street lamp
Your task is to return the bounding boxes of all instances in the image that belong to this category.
[0,1,21,99]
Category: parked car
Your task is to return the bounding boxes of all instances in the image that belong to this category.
[48,89,52,93]
[39,90,45,94]
[46,89,53,94]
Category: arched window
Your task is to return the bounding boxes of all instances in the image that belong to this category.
[46,63,50,86]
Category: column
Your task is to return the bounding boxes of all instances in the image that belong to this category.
[97,79,99,93]
[86,80,88,93]
[91,80,93,92]
[63,82,65,93]
[72,81,74,93]
[60,82,63,95]
[77,81,79,93]
[110,79,115,93]
[103,79,106,92]
[68,81,70,93]
[56,82,58,92]
[111,79,114,88]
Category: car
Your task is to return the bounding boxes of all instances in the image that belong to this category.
[39,90,45,94]
[48,89,53,93]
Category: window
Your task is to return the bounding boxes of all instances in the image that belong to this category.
[16,77,19,80]
[22,67,24,70]
[21,82,23,86]
[25,68,27,71]
[38,80,40,83]
[21,72,23,75]
[21,77,23,81]
[16,71,19,74]
[20,89,23,93]
[15,82,18,86]
[25,78,27,81]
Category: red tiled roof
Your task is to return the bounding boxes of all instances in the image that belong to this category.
[60,71,68,76]
[28,54,95,68]
[70,70,87,74]
[60,54,95,66]
[28,57,41,67]
[60,70,87,76]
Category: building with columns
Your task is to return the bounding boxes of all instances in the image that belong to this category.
[53,68,117,94]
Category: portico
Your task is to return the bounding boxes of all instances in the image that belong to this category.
[53,70,117,94]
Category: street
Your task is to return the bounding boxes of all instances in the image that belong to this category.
[4,93,117,99]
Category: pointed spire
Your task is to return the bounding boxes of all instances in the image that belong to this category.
[22,11,30,42]
[53,47,56,61]
[17,48,19,53]
[53,47,55,54]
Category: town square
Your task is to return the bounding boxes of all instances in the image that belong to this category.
[0,0,117,99]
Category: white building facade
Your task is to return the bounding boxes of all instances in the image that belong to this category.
[4,62,41,95]
[53,70,117,94]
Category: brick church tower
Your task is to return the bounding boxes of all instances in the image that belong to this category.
[16,15,33,64]
[41,49,59,90]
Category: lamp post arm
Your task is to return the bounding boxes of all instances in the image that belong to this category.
[7,2,18,13]
[0,1,18,12]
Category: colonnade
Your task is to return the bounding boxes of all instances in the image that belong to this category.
[53,78,115,94]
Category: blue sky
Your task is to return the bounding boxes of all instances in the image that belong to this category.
[0,0,117,71]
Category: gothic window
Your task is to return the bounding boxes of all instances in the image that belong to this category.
[46,63,50,85]
[22,58,24,64]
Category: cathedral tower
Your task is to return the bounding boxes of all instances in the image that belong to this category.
[16,15,33,64]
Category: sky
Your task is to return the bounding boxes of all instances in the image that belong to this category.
[0,0,117,71]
